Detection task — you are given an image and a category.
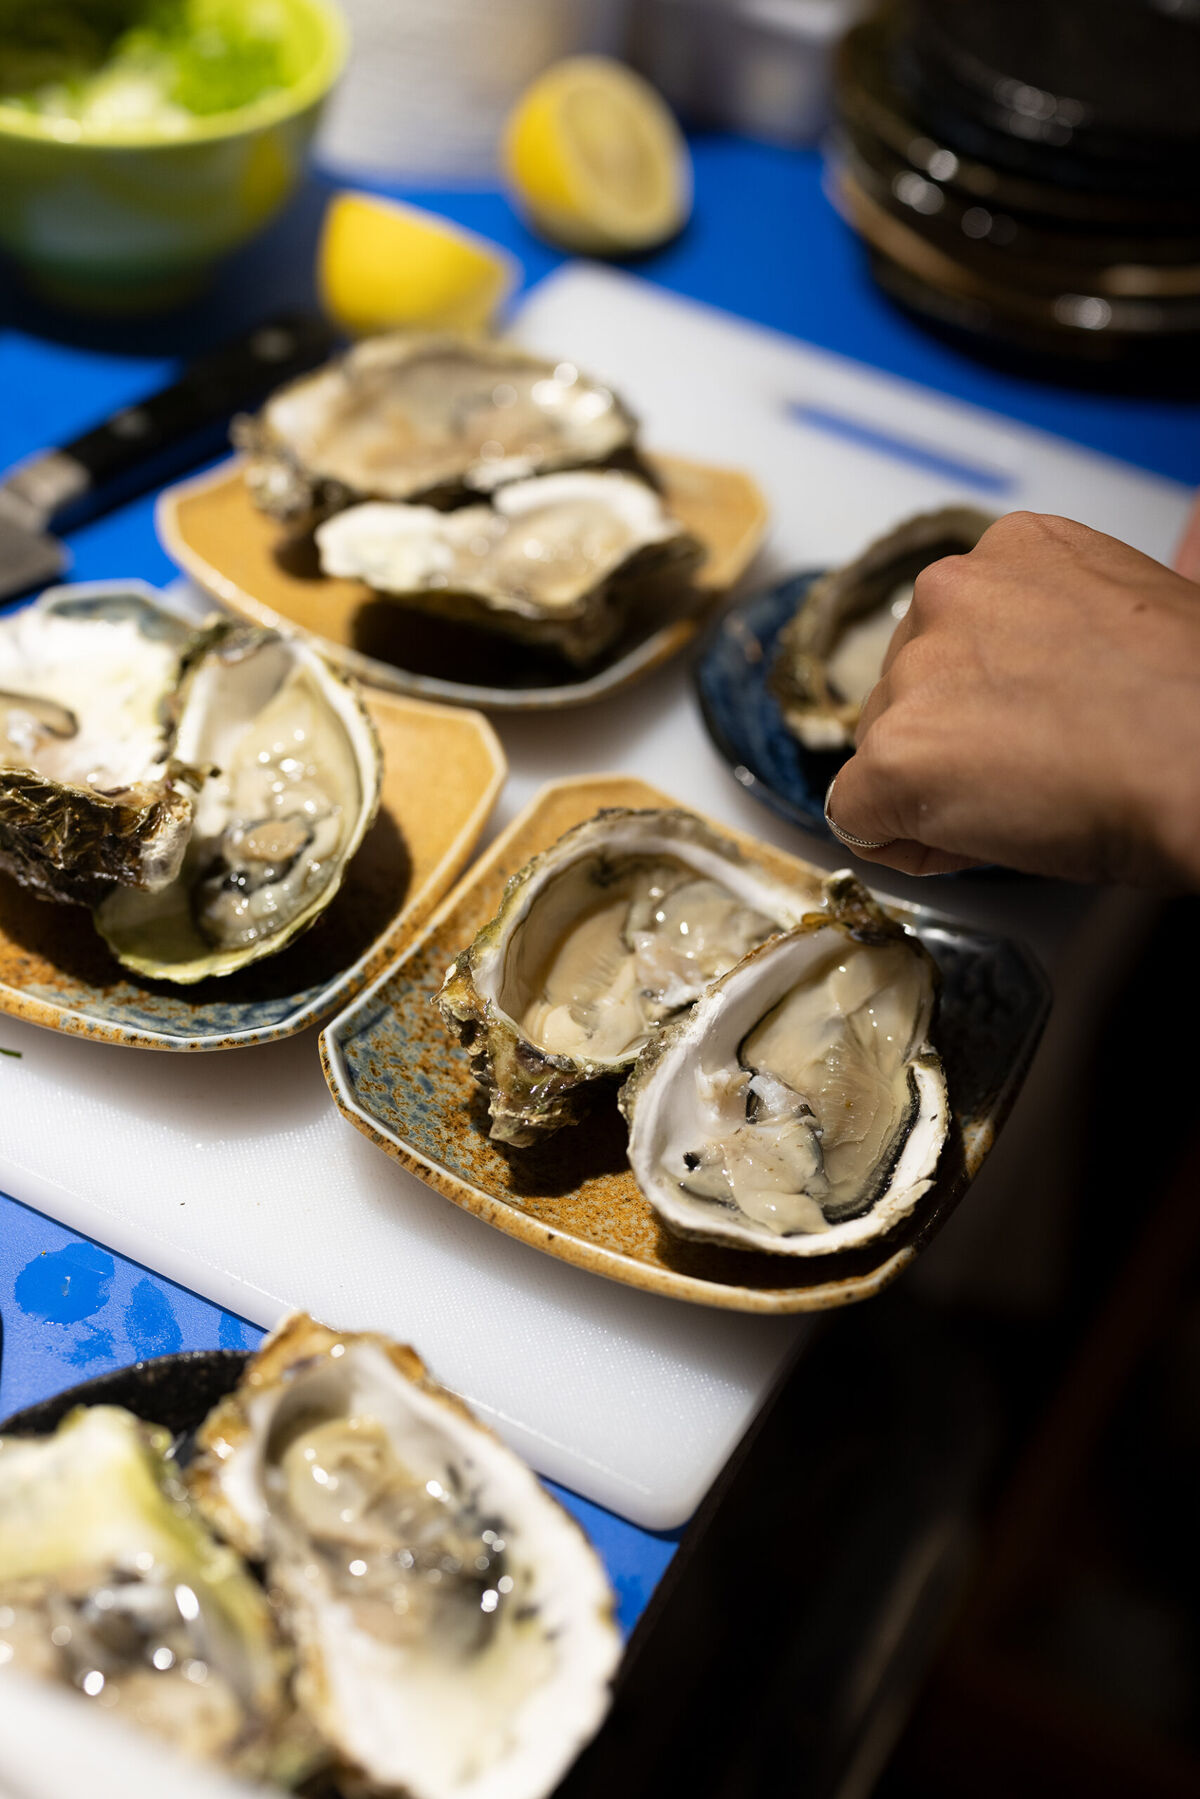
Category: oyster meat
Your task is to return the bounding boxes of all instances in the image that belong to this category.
[770,507,994,750]
[190,1313,620,1799]
[622,874,948,1255]
[0,586,197,904]
[315,470,702,666]
[95,621,382,984]
[0,1404,301,1783]
[234,334,638,524]
[437,808,822,1146]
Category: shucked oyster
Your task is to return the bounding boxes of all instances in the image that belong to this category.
[189,1313,620,1799]
[96,622,382,984]
[0,1404,302,1783]
[770,507,994,750]
[622,874,947,1255]
[437,808,821,1146]
[0,585,198,904]
[235,334,638,524]
[315,471,703,666]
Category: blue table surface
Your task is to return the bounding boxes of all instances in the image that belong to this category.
[1,134,1198,1636]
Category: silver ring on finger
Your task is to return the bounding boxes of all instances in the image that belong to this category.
[823,775,894,852]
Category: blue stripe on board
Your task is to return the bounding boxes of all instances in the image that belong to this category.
[787,401,1016,495]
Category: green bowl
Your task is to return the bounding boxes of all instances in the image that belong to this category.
[0,0,346,312]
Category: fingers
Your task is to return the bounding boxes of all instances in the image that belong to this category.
[825,750,901,855]
[826,758,984,877]
[846,838,984,877]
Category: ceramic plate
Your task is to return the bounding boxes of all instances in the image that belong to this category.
[0,1350,247,1442]
[0,685,506,1052]
[694,575,1021,879]
[694,572,846,844]
[157,454,768,712]
[320,775,1050,1315]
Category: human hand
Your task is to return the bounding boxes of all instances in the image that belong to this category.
[825,510,1200,886]
[1176,489,1200,583]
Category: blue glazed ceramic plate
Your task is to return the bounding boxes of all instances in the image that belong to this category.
[694,571,847,843]
[693,573,1017,878]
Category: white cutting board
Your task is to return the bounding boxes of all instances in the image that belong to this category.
[0,268,1191,1530]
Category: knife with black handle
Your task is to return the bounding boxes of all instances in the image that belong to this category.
[0,309,337,603]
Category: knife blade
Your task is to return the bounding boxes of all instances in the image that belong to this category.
[0,491,68,602]
[0,310,337,605]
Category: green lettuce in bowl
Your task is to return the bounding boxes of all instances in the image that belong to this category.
[0,0,346,310]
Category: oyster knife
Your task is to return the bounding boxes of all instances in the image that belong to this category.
[0,310,336,605]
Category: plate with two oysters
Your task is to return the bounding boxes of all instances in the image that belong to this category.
[157,332,769,711]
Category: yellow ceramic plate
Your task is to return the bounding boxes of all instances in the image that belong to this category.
[157,453,769,711]
[0,688,505,1051]
[320,775,1050,1313]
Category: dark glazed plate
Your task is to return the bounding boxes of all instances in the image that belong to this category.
[0,1349,246,1442]
[694,570,855,846]
[694,573,1023,877]
[320,775,1052,1315]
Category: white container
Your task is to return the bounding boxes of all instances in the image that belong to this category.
[317,0,629,181]
[629,0,867,146]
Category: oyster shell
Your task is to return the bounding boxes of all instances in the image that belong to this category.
[770,507,994,750]
[621,874,948,1255]
[0,1404,302,1783]
[189,1313,620,1799]
[0,585,198,905]
[234,335,638,524]
[437,808,822,1146]
[95,622,382,984]
[314,471,703,666]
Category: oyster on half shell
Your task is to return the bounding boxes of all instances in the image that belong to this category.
[0,1405,303,1784]
[0,586,198,905]
[189,1313,620,1799]
[770,507,994,750]
[95,622,382,984]
[437,808,821,1146]
[314,471,702,666]
[621,874,948,1255]
[234,335,638,524]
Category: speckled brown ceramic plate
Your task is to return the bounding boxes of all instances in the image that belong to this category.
[156,453,769,712]
[0,686,506,1051]
[319,775,1051,1313]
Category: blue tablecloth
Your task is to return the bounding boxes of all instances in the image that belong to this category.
[2,134,1198,1632]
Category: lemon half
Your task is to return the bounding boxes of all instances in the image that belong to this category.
[503,56,692,256]
[317,191,518,337]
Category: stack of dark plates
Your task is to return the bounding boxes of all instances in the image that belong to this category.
[829,0,1200,370]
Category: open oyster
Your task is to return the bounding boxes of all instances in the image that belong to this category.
[189,1313,620,1799]
[234,335,638,524]
[770,507,994,750]
[95,622,382,985]
[437,808,821,1146]
[314,471,702,666]
[0,1404,302,1783]
[622,874,948,1255]
[0,586,198,904]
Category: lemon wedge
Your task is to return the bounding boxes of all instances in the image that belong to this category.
[317,192,518,337]
[502,56,692,255]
